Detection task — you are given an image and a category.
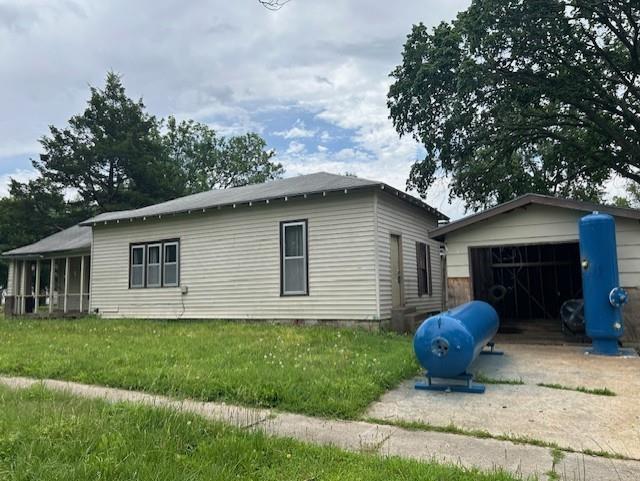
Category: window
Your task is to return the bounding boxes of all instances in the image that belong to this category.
[130,245,146,288]
[281,220,308,295]
[163,242,179,287]
[147,244,161,287]
[416,242,432,296]
[129,239,180,288]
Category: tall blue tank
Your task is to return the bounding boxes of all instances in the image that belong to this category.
[413,301,499,378]
[579,212,628,355]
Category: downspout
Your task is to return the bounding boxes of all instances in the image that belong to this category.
[373,191,381,321]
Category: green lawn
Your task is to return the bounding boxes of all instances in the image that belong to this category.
[0,318,417,418]
[0,385,524,481]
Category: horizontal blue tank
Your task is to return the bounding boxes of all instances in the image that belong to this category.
[579,212,628,355]
[413,301,499,378]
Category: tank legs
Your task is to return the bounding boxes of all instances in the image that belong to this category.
[480,341,504,356]
[415,372,486,394]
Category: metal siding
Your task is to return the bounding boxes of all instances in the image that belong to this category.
[376,192,443,320]
[444,205,640,289]
[91,191,378,320]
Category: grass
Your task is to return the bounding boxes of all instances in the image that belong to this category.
[366,417,629,460]
[0,317,418,418]
[546,448,565,481]
[474,372,525,385]
[536,383,616,396]
[0,384,527,481]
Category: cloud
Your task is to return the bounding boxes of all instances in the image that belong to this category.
[285,141,306,155]
[273,120,317,139]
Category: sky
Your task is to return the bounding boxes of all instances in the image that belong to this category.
[0,0,630,219]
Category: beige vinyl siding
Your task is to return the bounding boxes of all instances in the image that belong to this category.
[90,191,378,320]
[6,259,15,295]
[445,204,640,288]
[376,191,443,320]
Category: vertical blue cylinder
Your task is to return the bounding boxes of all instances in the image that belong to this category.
[579,212,627,355]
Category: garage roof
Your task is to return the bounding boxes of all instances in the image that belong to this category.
[81,172,448,225]
[430,193,640,241]
[2,224,92,258]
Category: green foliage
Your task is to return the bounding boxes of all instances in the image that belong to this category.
[388,0,640,210]
[0,178,88,287]
[612,182,640,208]
[0,385,522,481]
[35,72,185,212]
[164,116,283,194]
[0,318,418,418]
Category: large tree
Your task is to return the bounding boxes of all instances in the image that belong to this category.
[35,72,185,212]
[163,116,283,194]
[388,0,640,210]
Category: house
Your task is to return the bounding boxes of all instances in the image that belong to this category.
[430,194,640,342]
[3,173,447,329]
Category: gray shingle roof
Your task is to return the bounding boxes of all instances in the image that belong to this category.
[2,224,92,257]
[81,172,447,225]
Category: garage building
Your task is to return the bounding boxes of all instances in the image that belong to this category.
[429,194,640,343]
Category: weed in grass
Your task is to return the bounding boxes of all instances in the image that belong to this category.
[474,372,525,385]
[546,448,565,481]
[0,317,419,418]
[536,383,616,396]
[366,417,628,461]
[0,384,527,481]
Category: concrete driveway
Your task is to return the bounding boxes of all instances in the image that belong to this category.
[366,343,640,459]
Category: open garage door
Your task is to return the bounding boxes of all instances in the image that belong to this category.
[469,242,583,340]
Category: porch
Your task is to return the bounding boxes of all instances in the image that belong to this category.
[9,254,91,316]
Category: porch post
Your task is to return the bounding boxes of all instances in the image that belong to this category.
[20,260,26,315]
[49,258,55,314]
[34,260,41,313]
[63,257,70,313]
[79,256,85,313]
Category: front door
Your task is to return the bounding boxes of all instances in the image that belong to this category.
[390,234,403,307]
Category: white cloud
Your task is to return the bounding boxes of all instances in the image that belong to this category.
[286,140,305,155]
[274,120,317,139]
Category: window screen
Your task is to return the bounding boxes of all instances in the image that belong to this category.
[164,242,179,287]
[281,221,307,295]
[147,244,161,287]
[131,245,145,288]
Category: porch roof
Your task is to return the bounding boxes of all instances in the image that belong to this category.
[2,224,91,258]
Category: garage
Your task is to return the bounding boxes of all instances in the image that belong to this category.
[429,194,640,343]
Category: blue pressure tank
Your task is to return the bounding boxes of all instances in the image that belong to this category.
[413,301,499,378]
[579,212,628,355]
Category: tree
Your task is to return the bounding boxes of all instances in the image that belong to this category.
[613,182,640,208]
[388,0,640,211]
[0,178,87,286]
[163,116,283,194]
[34,72,185,212]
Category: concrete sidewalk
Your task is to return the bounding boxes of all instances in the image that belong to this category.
[1,375,639,481]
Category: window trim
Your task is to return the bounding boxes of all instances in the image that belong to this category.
[130,244,146,289]
[280,219,309,296]
[128,238,180,289]
[163,241,180,288]
[146,243,162,288]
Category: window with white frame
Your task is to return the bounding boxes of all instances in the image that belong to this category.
[163,241,179,287]
[147,244,161,287]
[129,240,180,288]
[130,245,146,288]
[281,220,308,295]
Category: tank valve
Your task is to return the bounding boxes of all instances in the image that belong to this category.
[613,322,622,331]
[609,287,628,308]
[581,259,589,269]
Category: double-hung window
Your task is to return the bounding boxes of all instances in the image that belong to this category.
[281,220,308,295]
[416,241,432,296]
[147,244,162,288]
[129,239,180,288]
[130,245,146,288]
[163,241,179,287]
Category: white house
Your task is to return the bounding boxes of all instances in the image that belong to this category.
[3,173,447,329]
